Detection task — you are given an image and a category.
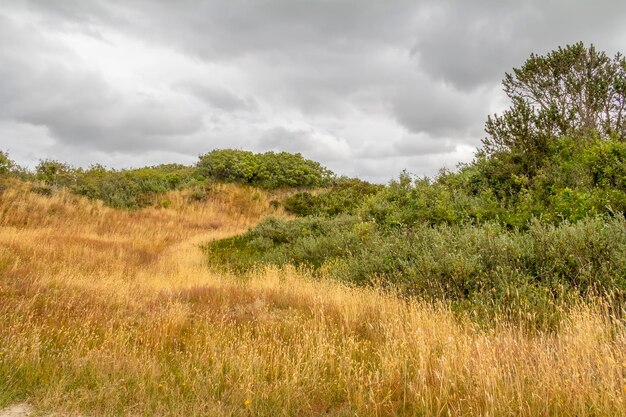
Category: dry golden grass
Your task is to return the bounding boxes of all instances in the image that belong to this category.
[0,181,624,416]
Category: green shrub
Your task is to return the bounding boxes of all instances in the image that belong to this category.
[282,178,383,217]
[71,164,204,209]
[197,149,334,189]
[36,160,77,189]
[583,139,626,189]
[0,151,15,177]
[204,215,361,272]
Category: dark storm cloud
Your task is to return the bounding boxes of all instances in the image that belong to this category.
[29,0,416,58]
[2,1,626,181]
[389,79,491,138]
[412,0,626,91]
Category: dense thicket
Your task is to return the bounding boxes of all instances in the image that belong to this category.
[358,136,626,229]
[197,149,333,189]
[205,215,626,326]
[31,161,204,209]
[282,178,383,217]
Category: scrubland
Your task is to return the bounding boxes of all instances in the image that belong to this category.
[0,181,624,417]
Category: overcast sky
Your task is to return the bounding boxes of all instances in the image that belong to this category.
[2,1,626,182]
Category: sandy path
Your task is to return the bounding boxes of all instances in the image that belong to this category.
[0,404,32,417]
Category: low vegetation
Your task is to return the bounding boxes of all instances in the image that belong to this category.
[206,214,626,328]
[281,178,383,217]
[0,149,334,210]
[0,182,624,416]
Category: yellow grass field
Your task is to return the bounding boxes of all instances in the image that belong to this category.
[0,181,624,416]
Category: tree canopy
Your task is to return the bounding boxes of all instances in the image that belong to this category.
[484,42,626,162]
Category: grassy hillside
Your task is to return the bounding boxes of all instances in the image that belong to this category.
[2,42,626,416]
[0,180,624,416]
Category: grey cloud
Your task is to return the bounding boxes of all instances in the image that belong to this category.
[178,82,257,112]
[0,11,204,153]
[354,131,462,160]
[258,126,351,163]
[390,80,489,138]
[259,127,315,153]
[29,1,417,58]
[412,0,626,91]
[2,1,626,183]
[394,134,456,157]
[352,150,472,184]
[4,65,203,152]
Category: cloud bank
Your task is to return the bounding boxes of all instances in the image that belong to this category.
[1,0,626,182]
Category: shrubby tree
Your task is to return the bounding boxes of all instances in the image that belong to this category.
[196,149,259,183]
[35,159,77,188]
[0,150,32,181]
[0,151,15,176]
[484,42,626,163]
[455,43,626,224]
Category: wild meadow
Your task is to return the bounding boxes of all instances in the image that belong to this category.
[0,179,624,417]
[1,43,626,416]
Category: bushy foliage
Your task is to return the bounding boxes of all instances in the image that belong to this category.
[197,149,334,189]
[282,178,383,217]
[32,160,204,209]
[358,172,500,227]
[0,151,15,176]
[7,149,339,209]
[206,215,626,326]
[354,135,626,230]
[71,164,204,209]
[36,159,77,189]
[0,150,29,180]
[205,215,361,272]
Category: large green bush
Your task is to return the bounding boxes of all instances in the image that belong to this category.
[197,149,334,189]
[282,178,383,217]
[205,215,361,272]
